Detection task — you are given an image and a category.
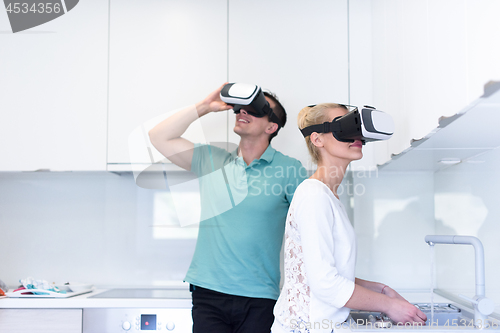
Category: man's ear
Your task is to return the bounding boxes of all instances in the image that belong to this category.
[266,123,279,135]
[310,132,324,148]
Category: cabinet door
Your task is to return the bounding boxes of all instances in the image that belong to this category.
[107,0,228,167]
[228,0,349,169]
[0,0,108,171]
[0,309,82,333]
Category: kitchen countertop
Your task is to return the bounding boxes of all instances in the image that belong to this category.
[0,289,454,310]
[0,288,193,309]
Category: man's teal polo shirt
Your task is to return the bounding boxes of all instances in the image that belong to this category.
[184,143,307,300]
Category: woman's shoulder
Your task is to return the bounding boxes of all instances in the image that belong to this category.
[292,179,337,205]
[296,178,333,194]
[290,179,342,229]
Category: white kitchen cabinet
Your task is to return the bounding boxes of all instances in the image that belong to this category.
[348,0,500,168]
[379,82,500,172]
[227,0,349,169]
[0,0,108,171]
[106,0,228,168]
[0,309,82,333]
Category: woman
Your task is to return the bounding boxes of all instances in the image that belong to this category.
[272,104,427,333]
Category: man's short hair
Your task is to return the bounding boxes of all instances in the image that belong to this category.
[264,91,287,143]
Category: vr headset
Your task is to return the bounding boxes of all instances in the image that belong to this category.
[300,105,394,144]
[220,83,284,128]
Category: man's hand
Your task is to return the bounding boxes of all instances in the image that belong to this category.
[195,83,233,116]
[149,83,234,171]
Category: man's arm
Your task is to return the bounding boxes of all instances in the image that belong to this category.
[148,83,232,171]
[284,160,308,203]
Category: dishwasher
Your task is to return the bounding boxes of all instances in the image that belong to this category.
[83,288,192,332]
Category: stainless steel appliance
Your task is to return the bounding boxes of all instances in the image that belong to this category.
[83,289,192,333]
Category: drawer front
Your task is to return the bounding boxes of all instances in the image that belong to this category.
[0,309,82,333]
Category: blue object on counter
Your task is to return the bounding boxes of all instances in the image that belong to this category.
[19,277,67,295]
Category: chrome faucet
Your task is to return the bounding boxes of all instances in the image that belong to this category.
[425,235,495,328]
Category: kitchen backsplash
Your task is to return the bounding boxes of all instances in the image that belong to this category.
[352,149,500,312]
[0,172,196,288]
[352,170,435,290]
[433,146,500,310]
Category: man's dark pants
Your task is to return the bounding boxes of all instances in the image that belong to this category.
[191,285,276,333]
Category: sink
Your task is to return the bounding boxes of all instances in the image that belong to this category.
[346,304,499,330]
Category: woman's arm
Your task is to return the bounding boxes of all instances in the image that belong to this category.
[355,278,407,301]
[355,278,384,293]
[296,190,356,309]
[346,283,427,324]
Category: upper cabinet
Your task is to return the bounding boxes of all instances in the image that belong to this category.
[3,1,499,172]
[227,0,349,169]
[106,0,228,168]
[108,0,350,171]
[379,82,500,172]
[348,0,500,169]
[0,0,108,171]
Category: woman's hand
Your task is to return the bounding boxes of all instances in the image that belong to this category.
[385,298,427,325]
[381,285,406,302]
[347,281,427,325]
[195,83,233,116]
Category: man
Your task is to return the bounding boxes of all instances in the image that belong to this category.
[149,83,306,333]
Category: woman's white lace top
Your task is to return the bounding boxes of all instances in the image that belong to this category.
[272,179,357,333]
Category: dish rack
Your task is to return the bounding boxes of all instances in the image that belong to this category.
[414,303,462,313]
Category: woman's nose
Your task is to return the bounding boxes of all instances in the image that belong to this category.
[241,109,248,115]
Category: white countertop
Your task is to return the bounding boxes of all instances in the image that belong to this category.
[0,288,193,309]
[0,289,459,310]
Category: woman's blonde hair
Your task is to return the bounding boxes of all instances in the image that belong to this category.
[297,103,347,164]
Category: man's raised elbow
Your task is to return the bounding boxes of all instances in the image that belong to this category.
[148,129,158,146]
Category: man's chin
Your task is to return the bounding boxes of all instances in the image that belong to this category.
[233,126,243,136]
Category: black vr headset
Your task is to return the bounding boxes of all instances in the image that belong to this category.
[220,83,284,128]
[300,105,394,144]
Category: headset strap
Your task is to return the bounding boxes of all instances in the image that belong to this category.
[255,96,284,128]
[268,110,284,128]
[300,120,341,137]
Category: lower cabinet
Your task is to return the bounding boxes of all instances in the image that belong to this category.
[0,309,82,333]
